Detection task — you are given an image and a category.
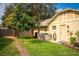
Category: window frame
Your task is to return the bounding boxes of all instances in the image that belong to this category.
[52,26,56,30]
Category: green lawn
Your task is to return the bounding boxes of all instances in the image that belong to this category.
[0,37,19,56]
[18,37,79,56]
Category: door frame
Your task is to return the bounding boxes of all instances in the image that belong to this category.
[60,24,68,42]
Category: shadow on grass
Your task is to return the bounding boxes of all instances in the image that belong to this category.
[18,36,47,44]
[30,39,47,44]
[0,37,14,50]
[18,36,36,40]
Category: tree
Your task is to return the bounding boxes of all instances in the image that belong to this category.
[2,4,37,37]
[2,3,57,37]
[21,3,57,33]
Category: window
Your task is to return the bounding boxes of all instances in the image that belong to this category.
[52,26,56,30]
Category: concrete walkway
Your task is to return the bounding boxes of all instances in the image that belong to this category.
[4,36,29,56]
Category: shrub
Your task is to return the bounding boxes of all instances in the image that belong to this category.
[70,37,76,45]
[75,31,79,37]
[75,31,79,42]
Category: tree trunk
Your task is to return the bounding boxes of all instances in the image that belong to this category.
[37,15,41,33]
[13,28,16,37]
[38,27,40,33]
[21,31,24,38]
[31,29,34,37]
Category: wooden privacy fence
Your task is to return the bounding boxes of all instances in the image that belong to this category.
[0,29,15,36]
[0,29,33,37]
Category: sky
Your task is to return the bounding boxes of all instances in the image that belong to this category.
[56,3,79,9]
[56,3,79,12]
[0,4,6,24]
[0,3,79,24]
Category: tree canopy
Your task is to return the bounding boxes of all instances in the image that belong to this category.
[2,3,57,36]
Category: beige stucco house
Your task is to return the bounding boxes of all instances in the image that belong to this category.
[34,8,79,43]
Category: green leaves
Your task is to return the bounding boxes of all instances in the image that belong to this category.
[2,3,56,34]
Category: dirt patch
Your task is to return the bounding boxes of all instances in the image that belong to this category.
[4,36,29,56]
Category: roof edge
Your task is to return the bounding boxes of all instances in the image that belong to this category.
[48,8,79,25]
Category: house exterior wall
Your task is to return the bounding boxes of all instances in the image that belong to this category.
[48,10,79,42]
[33,27,48,36]
[34,10,79,43]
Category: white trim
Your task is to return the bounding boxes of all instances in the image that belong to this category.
[65,12,67,20]
[73,11,75,19]
[62,13,63,21]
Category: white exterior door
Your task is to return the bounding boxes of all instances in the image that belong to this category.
[60,25,68,42]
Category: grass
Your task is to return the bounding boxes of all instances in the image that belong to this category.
[18,37,79,56]
[0,37,19,56]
